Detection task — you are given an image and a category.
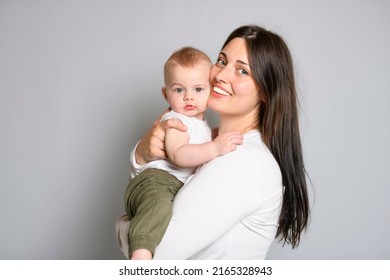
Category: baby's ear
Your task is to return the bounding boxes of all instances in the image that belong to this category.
[161,87,168,100]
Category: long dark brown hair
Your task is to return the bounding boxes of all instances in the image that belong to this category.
[222,25,310,248]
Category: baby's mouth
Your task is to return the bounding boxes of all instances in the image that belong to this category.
[185,105,196,110]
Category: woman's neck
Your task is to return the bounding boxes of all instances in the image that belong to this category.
[218,114,258,135]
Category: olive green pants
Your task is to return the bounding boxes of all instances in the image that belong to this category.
[124,168,183,256]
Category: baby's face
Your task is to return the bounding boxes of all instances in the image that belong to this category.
[162,62,211,120]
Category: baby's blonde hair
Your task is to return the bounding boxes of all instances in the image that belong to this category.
[164,47,211,84]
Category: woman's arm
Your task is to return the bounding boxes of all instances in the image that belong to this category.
[154,149,261,259]
[133,116,188,165]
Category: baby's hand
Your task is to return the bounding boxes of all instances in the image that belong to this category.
[212,132,243,156]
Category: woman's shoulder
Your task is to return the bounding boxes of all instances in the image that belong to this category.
[242,131,272,156]
[238,130,281,175]
[201,130,282,195]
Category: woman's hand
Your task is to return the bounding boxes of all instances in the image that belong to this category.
[134,113,187,165]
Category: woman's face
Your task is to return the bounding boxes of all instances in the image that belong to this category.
[208,38,261,119]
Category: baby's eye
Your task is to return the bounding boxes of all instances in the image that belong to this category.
[195,87,204,93]
[174,88,184,94]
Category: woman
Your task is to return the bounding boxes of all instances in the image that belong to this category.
[121,25,310,259]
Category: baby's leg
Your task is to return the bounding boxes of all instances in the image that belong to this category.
[125,169,183,259]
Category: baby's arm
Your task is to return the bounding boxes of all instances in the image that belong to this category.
[165,129,243,168]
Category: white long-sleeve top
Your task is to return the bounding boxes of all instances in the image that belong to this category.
[130,130,283,259]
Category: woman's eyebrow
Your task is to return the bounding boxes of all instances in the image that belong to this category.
[237,60,249,66]
[219,52,227,58]
[219,52,249,65]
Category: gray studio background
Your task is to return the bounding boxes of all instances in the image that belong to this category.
[1,0,389,259]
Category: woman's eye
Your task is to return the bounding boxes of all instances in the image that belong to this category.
[174,88,184,94]
[216,58,226,66]
[238,69,249,76]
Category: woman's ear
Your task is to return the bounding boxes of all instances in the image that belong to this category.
[161,87,168,101]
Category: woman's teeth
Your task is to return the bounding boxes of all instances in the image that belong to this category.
[213,86,231,96]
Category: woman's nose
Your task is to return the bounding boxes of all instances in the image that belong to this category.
[214,65,230,84]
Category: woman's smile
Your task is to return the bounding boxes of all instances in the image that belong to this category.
[212,86,232,97]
